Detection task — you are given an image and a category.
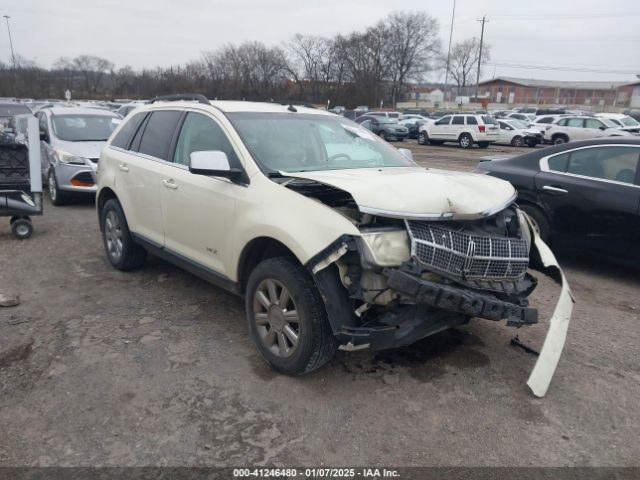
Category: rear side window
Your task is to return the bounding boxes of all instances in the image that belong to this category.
[137,111,182,160]
[547,153,569,172]
[111,112,146,149]
[585,119,604,129]
[567,147,639,184]
[481,115,497,125]
[451,116,464,125]
[466,116,478,125]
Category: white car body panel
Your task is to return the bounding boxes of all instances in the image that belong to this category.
[525,217,574,397]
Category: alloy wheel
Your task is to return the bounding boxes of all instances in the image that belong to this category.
[253,278,300,358]
[104,210,124,261]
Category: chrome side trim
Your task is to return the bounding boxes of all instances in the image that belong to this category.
[359,191,518,221]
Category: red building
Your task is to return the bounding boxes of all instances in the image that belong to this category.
[477,77,640,109]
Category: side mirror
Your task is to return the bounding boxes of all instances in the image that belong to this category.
[599,126,606,130]
[189,150,243,181]
[398,148,413,161]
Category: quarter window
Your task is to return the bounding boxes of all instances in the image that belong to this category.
[111,112,146,149]
[173,112,240,168]
[137,110,182,160]
[567,147,639,184]
[548,153,569,172]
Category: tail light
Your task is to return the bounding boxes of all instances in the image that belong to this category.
[478,125,486,133]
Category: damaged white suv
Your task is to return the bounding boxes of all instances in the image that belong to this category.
[97,95,573,396]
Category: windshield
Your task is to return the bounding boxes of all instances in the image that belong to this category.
[228,112,416,173]
[0,104,32,117]
[51,114,119,141]
[507,120,529,129]
[600,118,618,128]
[621,116,639,127]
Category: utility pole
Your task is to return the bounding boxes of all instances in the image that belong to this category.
[443,0,456,106]
[3,15,16,69]
[474,15,487,103]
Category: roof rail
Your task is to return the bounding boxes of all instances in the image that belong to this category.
[149,94,210,105]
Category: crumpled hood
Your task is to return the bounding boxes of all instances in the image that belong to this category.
[282,167,516,219]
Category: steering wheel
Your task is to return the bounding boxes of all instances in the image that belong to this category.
[328,153,353,164]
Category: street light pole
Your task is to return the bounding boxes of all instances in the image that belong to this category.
[3,15,16,70]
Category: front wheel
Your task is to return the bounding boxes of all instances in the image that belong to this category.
[246,257,337,375]
[48,169,67,206]
[417,131,429,145]
[511,136,524,147]
[100,198,147,271]
[552,134,569,145]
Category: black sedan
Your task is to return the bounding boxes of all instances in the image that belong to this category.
[475,138,640,263]
[355,115,409,142]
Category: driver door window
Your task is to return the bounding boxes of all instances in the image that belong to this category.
[173,113,240,168]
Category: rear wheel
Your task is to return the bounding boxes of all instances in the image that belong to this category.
[459,133,473,149]
[552,134,569,145]
[521,204,551,243]
[511,136,524,147]
[100,198,147,270]
[246,257,337,375]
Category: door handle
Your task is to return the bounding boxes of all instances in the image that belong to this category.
[163,179,178,190]
[542,185,568,194]
[118,163,129,172]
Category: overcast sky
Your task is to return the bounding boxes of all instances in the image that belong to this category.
[5,0,640,83]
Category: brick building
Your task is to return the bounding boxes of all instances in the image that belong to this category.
[477,76,640,109]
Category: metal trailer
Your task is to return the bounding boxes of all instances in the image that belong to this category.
[0,115,43,239]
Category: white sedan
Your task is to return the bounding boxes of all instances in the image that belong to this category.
[495,119,544,147]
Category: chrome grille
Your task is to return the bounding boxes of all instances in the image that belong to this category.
[406,220,529,281]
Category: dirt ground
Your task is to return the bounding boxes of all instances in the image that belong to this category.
[1,141,639,467]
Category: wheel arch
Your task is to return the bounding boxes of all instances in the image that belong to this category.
[96,187,118,231]
[237,237,301,294]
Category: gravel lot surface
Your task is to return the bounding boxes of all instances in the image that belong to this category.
[1,140,638,467]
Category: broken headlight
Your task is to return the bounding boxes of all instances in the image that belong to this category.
[359,229,410,268]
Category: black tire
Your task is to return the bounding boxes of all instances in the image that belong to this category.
[478,142,490,149]
[521,204,551,243]
[417,131,429,145]
[458,133,473,149]
[511,136,524,147]
[48,169,67,206]
[100,198,147,271]
[245,257,337,375]
[397,137,404,142]
[11,218,33,240]
[430,140,444,145]
[552,134,569,145]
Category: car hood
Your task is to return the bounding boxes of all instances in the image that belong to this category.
[282,166,516,220]
[54,139,107,159]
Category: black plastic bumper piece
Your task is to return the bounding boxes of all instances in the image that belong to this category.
[385,269,538,327]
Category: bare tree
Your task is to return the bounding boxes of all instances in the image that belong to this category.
[443,38,491,94]
[72,55,115,94]
[384,11,441,107]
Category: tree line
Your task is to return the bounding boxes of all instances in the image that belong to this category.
[0,11,489,108]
